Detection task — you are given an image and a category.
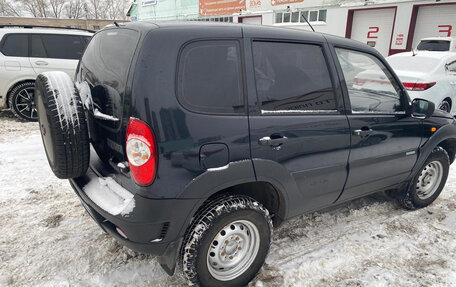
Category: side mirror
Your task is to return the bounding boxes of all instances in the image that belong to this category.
[411,98,435,119]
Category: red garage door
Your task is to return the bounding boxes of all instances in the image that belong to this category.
[410,4,456,49]
[346,7,396,56]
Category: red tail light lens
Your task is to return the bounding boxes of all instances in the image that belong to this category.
[126,118,157,186]
[402,82,436,91]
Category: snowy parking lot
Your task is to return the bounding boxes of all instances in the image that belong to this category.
[1,109,456,287]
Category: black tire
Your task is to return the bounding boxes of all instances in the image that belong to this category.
[8,81,38,121]
[35,71,89,179]
[182,195,272,287]
[439,100,451,113]
[398,147,449,210]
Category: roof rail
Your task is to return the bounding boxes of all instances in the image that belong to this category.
[0,24,95,33]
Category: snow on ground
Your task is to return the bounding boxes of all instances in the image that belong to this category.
[1,109,456,287]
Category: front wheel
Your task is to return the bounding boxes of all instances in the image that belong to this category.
[182,195,272,287]
[398,147,449,209]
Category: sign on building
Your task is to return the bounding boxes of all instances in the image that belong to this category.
[199,0,246,16]
[142,0,157,6]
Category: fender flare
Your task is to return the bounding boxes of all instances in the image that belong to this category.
[414,123,456,176]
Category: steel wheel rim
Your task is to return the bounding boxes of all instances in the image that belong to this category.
[416,160,443,200]
[207,220,260,281]
[14,87,37,120]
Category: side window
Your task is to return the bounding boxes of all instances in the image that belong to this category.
[31,35,47,58]
[335,48,403,114]
[177,40,244,114]
[252,41,337,112]
[1,34,28,57]
[40,34,85,60]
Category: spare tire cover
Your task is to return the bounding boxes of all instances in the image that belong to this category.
[35,71,89,179]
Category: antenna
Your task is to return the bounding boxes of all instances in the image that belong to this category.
[300,12,315,32]
[411,48,416,56]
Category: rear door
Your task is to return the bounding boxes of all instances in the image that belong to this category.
[30,33,88,77]
[333,47,422,202]
[246,34,351,217]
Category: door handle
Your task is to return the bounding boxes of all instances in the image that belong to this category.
[353,128,373,137]
[35,61,48,66]
[258,136,288,146]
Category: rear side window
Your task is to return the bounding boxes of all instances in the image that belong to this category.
[31,35,47,58]
[252,41,337,112]
[40,34,85,59]
[1,34,28,57]
[177,40,244,114]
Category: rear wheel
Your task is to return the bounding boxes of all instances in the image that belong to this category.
[439,100,451,113]
[8,81,37,121]
[182,195,272,287]
[398,147,449,209]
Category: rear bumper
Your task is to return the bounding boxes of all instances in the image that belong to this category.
[69,166,199,273]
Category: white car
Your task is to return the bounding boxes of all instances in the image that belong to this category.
[386,51,456,113]
[416,37,456,52]
[0,26,92,121]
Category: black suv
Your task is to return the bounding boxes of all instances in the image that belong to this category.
[35,21,456,287]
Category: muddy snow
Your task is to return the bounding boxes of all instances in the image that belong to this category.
[1,109,456,287]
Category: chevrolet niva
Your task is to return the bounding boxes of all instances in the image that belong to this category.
[34,21,456,287]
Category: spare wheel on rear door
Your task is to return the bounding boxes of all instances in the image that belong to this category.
[35,71,90,179]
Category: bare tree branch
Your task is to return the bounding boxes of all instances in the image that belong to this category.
[49,0,65,18]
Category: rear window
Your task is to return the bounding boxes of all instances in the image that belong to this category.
[177,40,244,114]
[79,29,140,126]
[1,34,28,57]
[417,40,450,52]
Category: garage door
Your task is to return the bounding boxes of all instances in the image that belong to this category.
[239,16,262,25]
[412,4,456,48]
[349,8,396,56]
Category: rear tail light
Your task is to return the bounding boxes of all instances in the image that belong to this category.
[126,118,157,186]
[402,82,436,91]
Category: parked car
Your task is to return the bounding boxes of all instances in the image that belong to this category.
[0,26,92,121]
[35,22,456,287]
[386,51,456,113]
[416,37,456,52]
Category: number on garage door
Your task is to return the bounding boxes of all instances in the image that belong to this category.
[438,25,452,37]
[367,27,379,39]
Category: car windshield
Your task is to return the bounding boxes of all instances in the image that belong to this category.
[417,40,450,51]
[387,56,440,73]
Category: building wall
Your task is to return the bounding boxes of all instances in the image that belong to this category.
[0,17,129,31]
[132,0,456,56]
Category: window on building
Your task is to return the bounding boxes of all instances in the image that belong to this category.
[195,16,233,22]
[275,9,327,24]
[252,41,337,112]
[291,12,299,23]
[275,12,283,23]
[93,25,100,30]
[177,40,244,114]
[309,10,318,21]
[1,34,28,57]
[318,9,327,21]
